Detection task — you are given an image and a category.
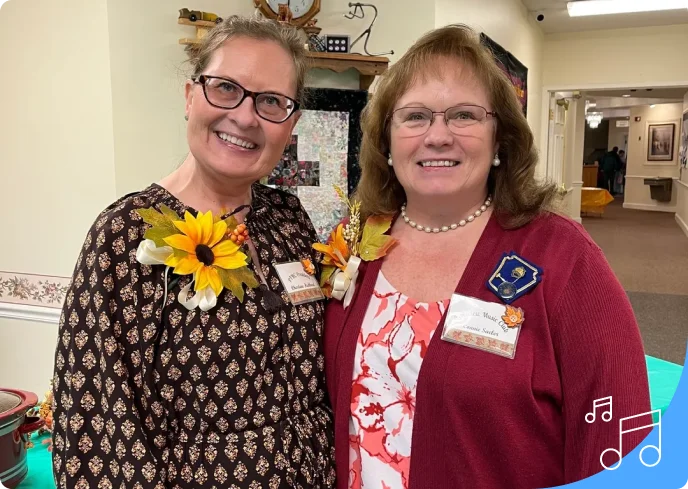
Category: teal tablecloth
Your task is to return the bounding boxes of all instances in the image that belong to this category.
[13,356,684,488]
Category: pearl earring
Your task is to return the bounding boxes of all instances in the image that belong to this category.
[388,155,393,167]
[492,154,501,167]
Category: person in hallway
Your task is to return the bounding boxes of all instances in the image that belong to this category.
[614,149,627,195]
[321,24,651,489]
[601,146,622,194]
[51,16,335,489]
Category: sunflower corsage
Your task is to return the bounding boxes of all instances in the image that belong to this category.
[313,186,397,308]
[135,206,258,312]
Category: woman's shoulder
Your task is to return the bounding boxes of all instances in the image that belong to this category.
[512,210,599,254]
[80,184,172,248]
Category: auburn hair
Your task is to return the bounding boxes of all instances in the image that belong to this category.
[354,24,560,228]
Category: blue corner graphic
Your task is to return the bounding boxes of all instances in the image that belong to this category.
[543,341,688,489]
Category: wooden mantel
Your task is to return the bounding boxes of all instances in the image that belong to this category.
[178,18,390,90]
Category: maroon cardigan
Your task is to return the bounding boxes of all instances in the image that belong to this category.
[323,212,652,489]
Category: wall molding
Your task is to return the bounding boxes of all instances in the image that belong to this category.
[625,175,680,180]
[623,203,677,213]
[677,179,688,189]
[0,302,60,324]
[0,271,69,324]
[676,213,688,239]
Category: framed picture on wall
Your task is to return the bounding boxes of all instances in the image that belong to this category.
[679,111,688,169]
[647,123,676,161]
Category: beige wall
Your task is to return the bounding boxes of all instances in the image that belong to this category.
[676,92,688,237]
[624,103,683,212]
[109,0,434,196]
[543,25,688,88]
[435,0,544,151]
[0,0,116,395]
[0,0,435,395]
[607,118,629,153]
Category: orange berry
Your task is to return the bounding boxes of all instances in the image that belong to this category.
[237,224,247,233]
[236,235,245,244]
[230,235,237,242]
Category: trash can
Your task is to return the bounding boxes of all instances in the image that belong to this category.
[643,177,673,202]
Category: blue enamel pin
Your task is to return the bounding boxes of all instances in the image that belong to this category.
[486,251,543,304]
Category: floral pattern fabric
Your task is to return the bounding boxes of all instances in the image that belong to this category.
[51,183,335,489]
[348,272,448,489]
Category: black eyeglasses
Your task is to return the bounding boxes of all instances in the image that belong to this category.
[192,75,300,123]
[391,104,497,137]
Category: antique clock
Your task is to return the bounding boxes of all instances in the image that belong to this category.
[253,0,321,28]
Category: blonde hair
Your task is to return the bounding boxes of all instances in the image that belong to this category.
[185,15,309,102]
[354,24,559,228]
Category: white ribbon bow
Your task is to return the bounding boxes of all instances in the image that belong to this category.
[136,239,217,312]
[178,281,217,312]
[330,255,362,309]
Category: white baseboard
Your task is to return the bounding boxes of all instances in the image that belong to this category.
[622,203,677,213]
[0,302,60,325]
[676,213,688,239]
[573,217,583,224]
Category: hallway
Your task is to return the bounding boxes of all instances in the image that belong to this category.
[582,199,688,365]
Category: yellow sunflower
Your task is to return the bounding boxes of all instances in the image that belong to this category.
[163,210,248,296]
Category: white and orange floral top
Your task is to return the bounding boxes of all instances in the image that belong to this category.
[348,271,449,489]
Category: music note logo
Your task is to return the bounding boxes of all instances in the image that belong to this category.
[600,409,661,471]
[586,396,613,423]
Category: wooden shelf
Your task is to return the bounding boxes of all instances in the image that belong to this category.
[178,18,217,28]
[177,20,389,90]
[306,52,389,90]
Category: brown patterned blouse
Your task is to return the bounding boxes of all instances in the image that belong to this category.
[51,183,336,489]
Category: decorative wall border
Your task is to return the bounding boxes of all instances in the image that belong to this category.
[0,271,70,325]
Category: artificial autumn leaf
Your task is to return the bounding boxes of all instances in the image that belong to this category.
[217,266,259,303]
[502,305,525,328]
[159,205,181,221]
[358,215,396,261]
[319,265,336,288]
[136,207,179,247]
[223,215,239,232]
[313,224,350,269]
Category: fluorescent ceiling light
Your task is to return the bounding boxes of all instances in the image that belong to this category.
[567,0,688,17]
[622,94,631,97]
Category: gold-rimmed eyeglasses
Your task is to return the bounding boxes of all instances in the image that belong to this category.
[192,75,300,124]
[391,104,497,137]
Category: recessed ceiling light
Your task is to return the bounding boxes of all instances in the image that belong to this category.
[650,105,656,108]
[623,94,631,97]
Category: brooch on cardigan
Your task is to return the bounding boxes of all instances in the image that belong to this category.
[312,186,397,308]
[486,251,542,304]
[135,206,259,312]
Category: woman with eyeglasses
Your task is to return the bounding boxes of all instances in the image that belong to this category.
[51,15,335,489]
[322,25,651,489]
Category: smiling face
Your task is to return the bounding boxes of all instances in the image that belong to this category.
[184,36,300,187]
[388,58,498,204]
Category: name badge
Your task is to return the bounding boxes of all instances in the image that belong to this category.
[274,261,325,305]
[441,294,525,359]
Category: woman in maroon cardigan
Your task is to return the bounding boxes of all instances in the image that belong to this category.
[321,24,652,489]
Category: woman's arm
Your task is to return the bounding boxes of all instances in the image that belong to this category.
[551,242,652,483]
[51,209,168,489]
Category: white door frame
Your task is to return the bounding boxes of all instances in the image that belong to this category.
[539,80,688,185]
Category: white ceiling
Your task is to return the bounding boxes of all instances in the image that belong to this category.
[522,0,688,34]
[586,88,688,99]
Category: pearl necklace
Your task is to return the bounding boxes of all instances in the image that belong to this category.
[401,197,492,233]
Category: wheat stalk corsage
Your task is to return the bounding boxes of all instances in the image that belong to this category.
[312,186,397,308]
